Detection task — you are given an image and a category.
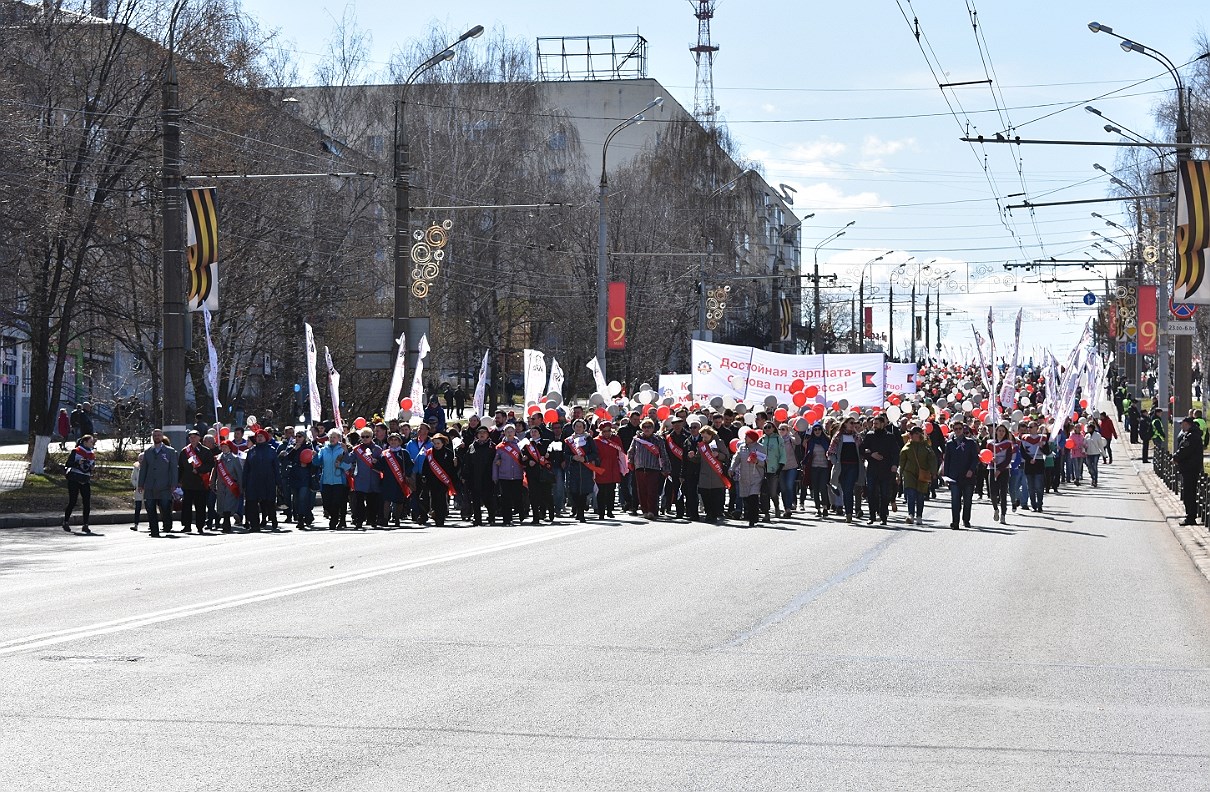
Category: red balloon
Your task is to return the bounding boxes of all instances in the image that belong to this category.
[543,409,558,424]
[925,421,935,434]
[979,449,993,464]
[595,407,610,420]
[691,402,700,410]
[1072,412,1080,422]
[792,391,808,407]
[804,385,819,398]
[527,404,541,416]
[955,391,964,400]
[641,404,653,417]
[773,408,788,423]
[1079,399,1088,409]
[219,427,230,438]
[1065,437,1076,449]
[400,398,413,410]
[871,406,882,414]
[890,394,901,406]
[832,401,841,411]
[790,378,805,394]
[299,448,314,465]
[940,425,950,437]
[656,405,671,420]
[729,439,739,454]
[353,417,367,430]
[1025,385,1034,393]
[980,399,989,410]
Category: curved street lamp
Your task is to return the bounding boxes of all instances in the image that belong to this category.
[597,97,663,368]
[810,221,855,352]
[393,25,484,339]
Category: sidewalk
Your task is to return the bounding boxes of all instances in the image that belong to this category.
[1114,421,1210,583]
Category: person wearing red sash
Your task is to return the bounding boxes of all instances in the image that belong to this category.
[591,421,625,519]
[493,425,526,526]
[349,428,383,530]
[376,433,414,528]
[522,425,556,524]
[681,419,705,522]
[696,426,732,523]
[424,434,457,526]
[63,434,97,534]
[565,419,600,522]
[211,440,245,533]
[178,428,216,534]
[627,418,670,521]
[986,423,1017,525]
[460,425,498,525]
[730,429,767,527]
[661,417,689,519]
[405,424,434,525]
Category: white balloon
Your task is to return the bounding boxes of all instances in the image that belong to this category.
[608,380,623,397]
[962,399,974,413]
[640,383,653,392]
[589,392,606,406]
[886,405,902,422]
[636,390,653,405]
[1020,396,1031,407]
[902,402,914,414]
[743,412,756,426]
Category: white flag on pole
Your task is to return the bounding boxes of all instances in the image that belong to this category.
[324,345,343,434]
[523,349,547,406]
[409,334,430,411]
[201,304,221,423]
[384,331,407,420]
[586,356,609,397]
[304,322,322,424]
[547,357,565,397]
[472,349,490,418]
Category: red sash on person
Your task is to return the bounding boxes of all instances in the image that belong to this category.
[573,435,604,475]
[428,456,457,496]
[525,442,552,470]
[634,437,662,458]
[699,442,731,489]
[665,436,684,462]
[354,444,383,479]
[184,444,211,488]
[215,459,240,497]
[73,446,95,464]
[497,441,528,488]
[383,450,412,497]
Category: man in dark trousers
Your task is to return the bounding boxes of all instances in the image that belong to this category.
[178,428,216,533]
[1174,416,1205,526]
[1127,399,1140,444]
[862,414,902,526]
[941,420,980,530]
[1142,407,1165,464]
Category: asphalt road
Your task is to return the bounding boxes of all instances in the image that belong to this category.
[2,456,1208,791]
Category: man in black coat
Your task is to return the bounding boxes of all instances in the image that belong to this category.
[941,420,980,529]
[1174,416,1205,526]
[862,414,903,526]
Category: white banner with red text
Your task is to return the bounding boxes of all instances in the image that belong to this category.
[690,340,887,408]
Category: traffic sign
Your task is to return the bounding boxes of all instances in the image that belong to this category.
[1170,300,1197,319]
[1165,320,1196,335]
[1125,325,1137,337]
[1082,292,1097,306]
[1125,341,1138,354]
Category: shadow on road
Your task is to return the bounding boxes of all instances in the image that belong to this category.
[0,525,103,576]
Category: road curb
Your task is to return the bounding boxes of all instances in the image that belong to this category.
[0,510,136,530]
[1114,424,1210,584]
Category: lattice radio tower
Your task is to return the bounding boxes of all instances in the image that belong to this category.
[689,0,719,130]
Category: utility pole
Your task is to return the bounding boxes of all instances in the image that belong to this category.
[924,289,931,359]
[858,278,864,351]
[910,283,917,363]
[888,281,894,360]
[935,284,942,355]
[161,28,186,449]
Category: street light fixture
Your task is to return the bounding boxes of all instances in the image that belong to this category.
[810,221,854,352]
[597,97,663,369]
[393,25,484,341]
[857,251,893,351]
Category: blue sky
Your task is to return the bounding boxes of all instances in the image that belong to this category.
[242,0,1206,359]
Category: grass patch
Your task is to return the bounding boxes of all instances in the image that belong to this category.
[0,467,132,513]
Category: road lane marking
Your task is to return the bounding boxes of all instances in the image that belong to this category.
[716,531,905,649]
[0,525,599,656]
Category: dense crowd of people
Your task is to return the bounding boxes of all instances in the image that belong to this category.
[55,357,1208,536]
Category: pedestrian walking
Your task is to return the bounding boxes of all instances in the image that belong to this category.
[897,425,937,525]
[941,420,979,529]
[63,434,97,534]
[730,429,766,527]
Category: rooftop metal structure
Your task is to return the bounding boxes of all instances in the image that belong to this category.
[536,34,648,81]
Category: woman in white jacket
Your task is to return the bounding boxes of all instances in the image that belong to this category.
[1080,426,1105,487]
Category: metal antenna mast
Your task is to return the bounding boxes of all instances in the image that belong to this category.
[689,0,719,129]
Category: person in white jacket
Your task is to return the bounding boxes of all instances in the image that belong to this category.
[130,460,143,531]
[1081,427,1105,487]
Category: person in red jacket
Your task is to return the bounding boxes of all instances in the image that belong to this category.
[1097,411,1118,464]
[592,421,626,519]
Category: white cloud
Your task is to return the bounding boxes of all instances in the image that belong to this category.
[861,135,915,158]
[794,182,889,212]
[761,102,776,113]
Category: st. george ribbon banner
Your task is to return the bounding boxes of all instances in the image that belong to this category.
[691,340,887,407]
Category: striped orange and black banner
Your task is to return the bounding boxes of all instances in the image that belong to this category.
[1176,160,1210,303]
[778,294,792,341]
[185,187,218,310]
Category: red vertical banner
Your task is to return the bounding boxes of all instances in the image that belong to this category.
[863,306,873,337]
[607,282,627,350]
[1107,303,1117,338]
[1138,285,1157,354]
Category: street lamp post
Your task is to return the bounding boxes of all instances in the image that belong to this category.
[811,221,855,353]
[393,25,484,341]
[598,97,663,369]
[1089,21,1206,417]
[857,251,893,352]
